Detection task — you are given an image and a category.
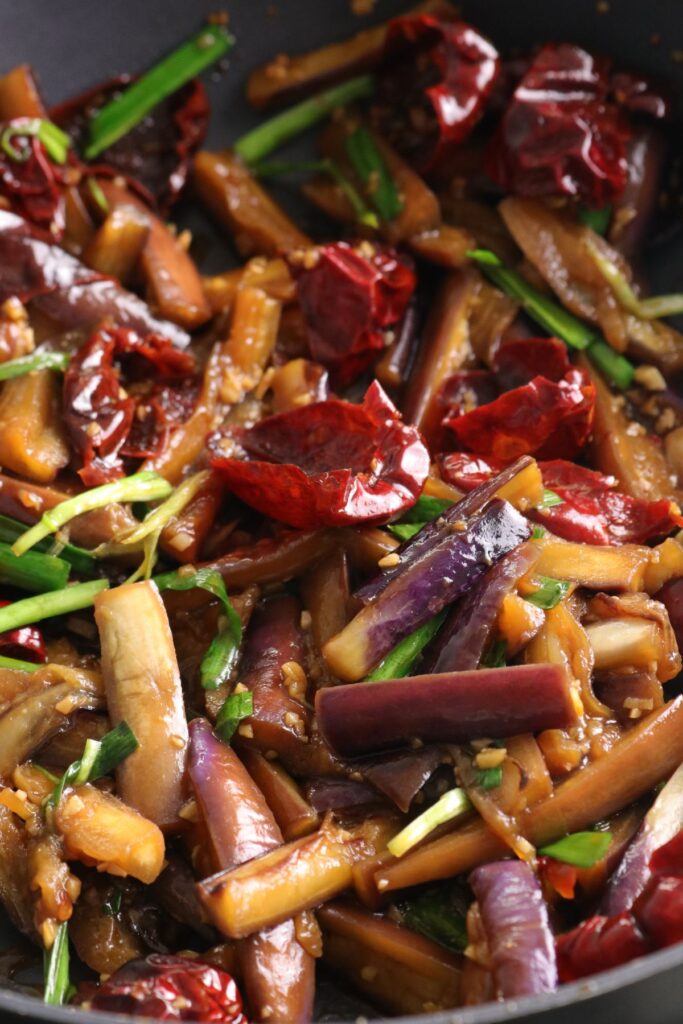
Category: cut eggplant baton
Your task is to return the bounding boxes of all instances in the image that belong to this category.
[316,664,578,758]
[324,497,531,681]
[94,581,188,831]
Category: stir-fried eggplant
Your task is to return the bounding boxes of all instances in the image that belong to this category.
[0,12,680,1022]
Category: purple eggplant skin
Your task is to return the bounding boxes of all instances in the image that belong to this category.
[602,761,683,916]
[238,593,310,757]
[324,498,531,683]
[305,777,385,813]
[0,210,190,348]
[421,542,540,674]
[610,127,667,264]
[470,860,557,998]
[355,455,533,606]
[188,719,314,1024]
[316,663,577,759]
[361,746,444,813]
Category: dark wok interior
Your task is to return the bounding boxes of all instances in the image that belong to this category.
[0,1,681,1022]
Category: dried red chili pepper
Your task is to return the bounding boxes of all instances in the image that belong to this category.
[492,337,571,390]
[374,15,500,173]
[290,242,416,387]
[532,460,683,544]
[556,831,683,981]
[444,368,595,462]
[63,326,196,486]
[487,43,631,205]
[0,119,66,236]
[75,954,247,1022]
[0,601,46,664]
[209,380,429,529]
[440,453,682,544]
[556,911,650,982]
[51,77,209,214]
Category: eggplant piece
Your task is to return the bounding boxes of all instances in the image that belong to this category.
[96,181,211,330]
[0,64,45,119]
[0,804,33,937]
[317,663,576,758]
[362,746,444,813]
[0,681,102,780]
[319,900,462,1015]
[94,581,188,831]
[270,357,329,414]
[37,712,110,769]
[586,591,680,682]
[470,861,557,997]
[159,472,226,565]
[0,472,139,548]
[610,127,667,263]
[305,777,384,813]
[300,548,352,656]
[603,762,683,915]
[198,823,366,939]
[55,784,165,884]
[193,150,311,258]
[0,371,69,484]
[152,856,215,942]
[189,719,314,1023]
[246,0,457,108]
[534,537,651,591]
[239,748,319,841]
[375,297,421,396]
[582,356,679,503]
[524,598,607,720]
[500,198,683,373]
[324,498,531,682]
[376,696,683,893]
[0,211,190,348]
[214,285,282,404]
[319,117,441,244]
[236,594,310,756]
[421,542,539,673]
[82,203,150,284]
[408,224,475,270]
[69,879,148,976]
[196,529,338,591]
[401,270,477,448]
[354,456,534,606]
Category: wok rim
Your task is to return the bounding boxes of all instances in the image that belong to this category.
[3,937,683,1023]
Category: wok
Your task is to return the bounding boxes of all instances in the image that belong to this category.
[0,0,681,1022]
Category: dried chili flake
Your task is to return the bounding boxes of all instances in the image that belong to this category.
[290,241,416,387]
[487,43,631,205]
[63,326,196,486]
[374,15,500,173]
[210,380,429,529]
[75,953,247,1022]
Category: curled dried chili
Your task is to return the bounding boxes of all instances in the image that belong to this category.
[487,43,631,205]
[290,241,416,387]
[63,325,196,486]
[210,380,429,529]
[374,15,500,173]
